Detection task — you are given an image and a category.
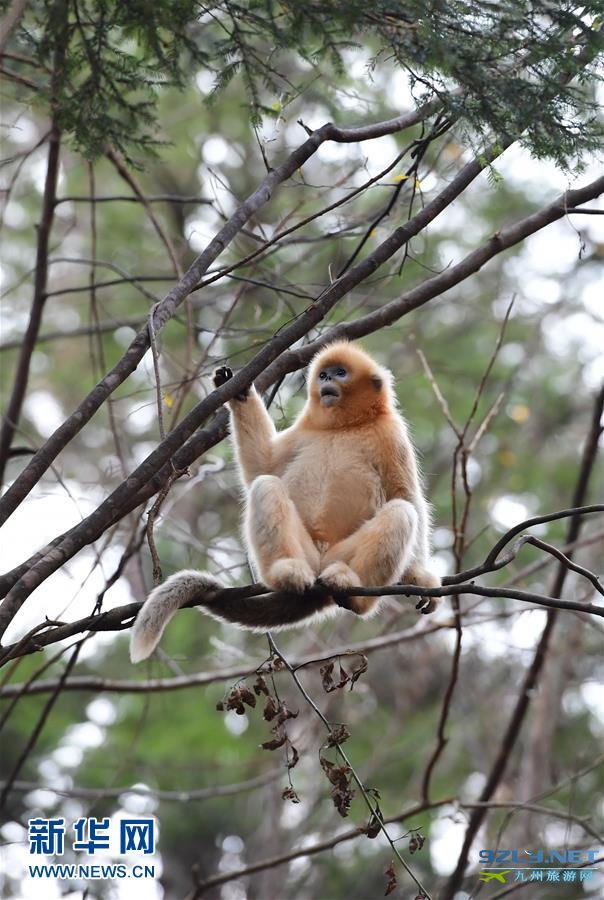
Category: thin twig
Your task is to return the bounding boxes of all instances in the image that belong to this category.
[2,770,281,803]
[0,641,83,812]
[441,383,604,899]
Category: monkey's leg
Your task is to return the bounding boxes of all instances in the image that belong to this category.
[320,499,418,615]
[400,494,441,613]
[399,563,441,614]
[246,475,321,592]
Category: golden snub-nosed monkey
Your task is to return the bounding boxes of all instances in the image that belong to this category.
[130,341,440,663]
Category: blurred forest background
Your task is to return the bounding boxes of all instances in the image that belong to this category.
[0,2,603,899]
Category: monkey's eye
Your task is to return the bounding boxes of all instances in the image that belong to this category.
[319,371,328,380]
[336,368,346,378]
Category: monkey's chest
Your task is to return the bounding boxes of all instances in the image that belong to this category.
[281,437,384,545]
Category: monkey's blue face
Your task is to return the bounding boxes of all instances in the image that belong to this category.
[317,364,348,406]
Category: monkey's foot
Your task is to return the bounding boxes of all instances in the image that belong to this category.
[402,565,441,615]
[316,562,363,611]
[318,561,362,591]
[416,596,440,615]
[267,558,316,593]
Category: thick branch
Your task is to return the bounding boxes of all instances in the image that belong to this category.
[0,0,29,55]
[253,177,604,388]
[1,517,602,665]
[0,103,437,523]
[0,141,508,634]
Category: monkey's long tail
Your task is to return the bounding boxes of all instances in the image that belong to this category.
[130,570,223,663]
[130,570,335,663]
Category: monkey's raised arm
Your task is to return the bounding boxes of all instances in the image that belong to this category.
[214,366,277,485]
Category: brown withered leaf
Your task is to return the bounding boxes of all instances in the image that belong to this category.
[215,701,225,712]
[263,696,278,722]
[224,687,246,715]
[287,744,299,770]
[260,734,287,751]
[384,862,397,896]
[253,675,269,696]
[320,655,368,693]
[365,799,383,838]
[258,656,284,675]
[320,661,335,692]
[319,754,355,817]
[365,812,381,839]
[238,685,257,708]
[320,758,350,788]
[332,786,354,817]
[319,754,335,779]
[409,831,425,854]
[275,703,299,726]
[349,654,368,689]
[338,661,350,683]
[326,725,350,747]
[281,786,300,803]
[330,767,352,790]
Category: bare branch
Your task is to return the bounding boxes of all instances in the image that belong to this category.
[0,125,62,479]
[186,798,447,898]
[460,801,602,844]
[1,558,603,666]
[441,382,604,899]
[0,620,452,698]
[0,0,29,55]
[54,194,213,205]
[0,140,512,632]
[0,103,439,522]
[1,770,281,803]
[253,177,604,388]
[0,641,82,813]
[0,0,70,479]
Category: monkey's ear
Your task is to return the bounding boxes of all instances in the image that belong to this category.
[370,374,383,391]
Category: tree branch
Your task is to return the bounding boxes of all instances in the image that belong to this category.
[1,770,281,803]
[0,502,602,665]
[253,177,604,387]
[0,620,452,698]
[186,798,447,898]
[0,102,438,523]
[441,382,604,899]
[0,0,69,480]
[0,0,29,56]
[0,124,62,479]
[0,139,512,634]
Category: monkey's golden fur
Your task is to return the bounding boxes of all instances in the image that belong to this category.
[235,341,439,614]
[130,341,439,663]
